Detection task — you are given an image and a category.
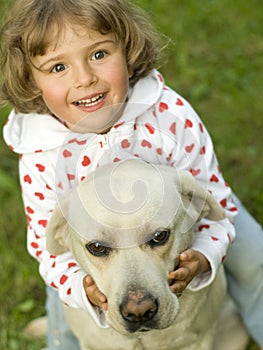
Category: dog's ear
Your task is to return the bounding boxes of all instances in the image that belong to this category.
[172,168,226,222]
[46,205,69,255]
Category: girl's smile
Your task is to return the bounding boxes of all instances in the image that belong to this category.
[31,26,130,133]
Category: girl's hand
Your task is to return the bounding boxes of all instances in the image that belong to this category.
[83,275,108,311]
[169,249,210,295]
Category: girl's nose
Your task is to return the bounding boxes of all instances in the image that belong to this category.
[73,64,98,89]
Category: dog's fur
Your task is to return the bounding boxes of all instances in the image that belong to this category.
[46,160,248,350]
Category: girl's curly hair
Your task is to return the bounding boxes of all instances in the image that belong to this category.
[0,0,162,114]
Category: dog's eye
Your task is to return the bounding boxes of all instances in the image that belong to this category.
[85,242,110,257]
[149,229,170,247]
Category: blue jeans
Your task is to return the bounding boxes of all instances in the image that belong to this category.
[46,196,263,349]
[225,195,263,347]
[46,286,80,350]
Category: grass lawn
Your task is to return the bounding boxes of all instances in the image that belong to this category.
[0,0,262,349]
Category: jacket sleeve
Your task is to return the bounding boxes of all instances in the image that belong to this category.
[19,152,108,328]
[156,90,237,290]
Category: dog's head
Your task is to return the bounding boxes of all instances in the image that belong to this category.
[46,159,225,334]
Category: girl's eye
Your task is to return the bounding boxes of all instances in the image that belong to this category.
[92,50,106,61]
[51,64,66,73]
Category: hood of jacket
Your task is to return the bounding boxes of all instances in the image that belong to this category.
[3,69,164,154]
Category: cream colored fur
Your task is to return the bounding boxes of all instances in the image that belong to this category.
[46,160,248,350]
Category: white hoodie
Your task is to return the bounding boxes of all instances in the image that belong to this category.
[3,69,236,327]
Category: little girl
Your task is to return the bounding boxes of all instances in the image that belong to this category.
[1,0,262,349]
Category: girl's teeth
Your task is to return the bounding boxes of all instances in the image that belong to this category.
[75,94,103,106]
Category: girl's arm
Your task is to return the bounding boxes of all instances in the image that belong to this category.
[156,89,237,290]
[19,152,108,327]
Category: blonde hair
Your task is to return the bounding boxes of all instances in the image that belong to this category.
[0,0,162,114]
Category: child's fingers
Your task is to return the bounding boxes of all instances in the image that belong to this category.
[179,249,196,262]
[96,290,107,303]
[84,275,108,308]
[101,301,108,311]
[84,275,95,287]
[169,280,188,294]
[169,267,190,281]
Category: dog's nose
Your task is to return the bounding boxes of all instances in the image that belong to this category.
[120,289,158,324]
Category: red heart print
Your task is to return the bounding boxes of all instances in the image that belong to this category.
[199,123,204,133]
[63,149,72,158]
[113,157,121,162]
[36,250,42,257]
[82,156,91,167]
[185,143,194,153]
[220,198,227,207]
[60,274,68,285]
[35,192,45,200]
[159,102,168,112]
[156,148,162,155]
[169,122,176,135]
[68,138,77,144]
[36,163,45,172]
[166,153,172,162]
[31,242,39,249]
[68,262,77,268]
[51,282,58,289]
[38,220,47,227]
[76,139,87,145]
[211,237,219,241]
[185,119,193,128]
[114,121,125,129]
[58,182,63,189]
[67,288,72,295]
[176,98,184,106]
[198,224,210,231]
[157,73,163,82]
[24,175,32,184]
[145,123,155,134]
[141,140,152,148]
[200,146,206,155]
[210,174,219,182]
[121,139,130,148]
[26,206,34,214]
[189,168,200,176]
[230,207,238,212]
[67,174,75,181]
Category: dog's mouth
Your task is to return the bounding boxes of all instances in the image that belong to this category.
[138,327,151,332]
[124,322,159,334]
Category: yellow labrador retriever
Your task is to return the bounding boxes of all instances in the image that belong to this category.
[46,160,248,350]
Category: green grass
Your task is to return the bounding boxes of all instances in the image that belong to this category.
[0,0,262,349]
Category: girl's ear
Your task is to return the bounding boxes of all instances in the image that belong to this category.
[46,206,70,255]
[128,65,134,79]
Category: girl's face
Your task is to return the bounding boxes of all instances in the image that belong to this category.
[31,25,130,133]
